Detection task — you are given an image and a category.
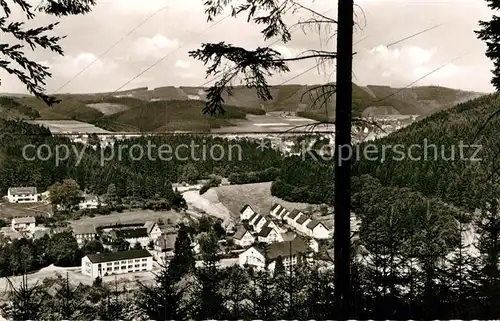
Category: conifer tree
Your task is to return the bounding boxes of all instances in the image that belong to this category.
[168,224,196,282]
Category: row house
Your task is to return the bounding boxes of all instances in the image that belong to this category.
[257,226,284,243]
[109,228,150,248]
[232,226,255,247]
[272,204,330,239]
[240,204,256,221]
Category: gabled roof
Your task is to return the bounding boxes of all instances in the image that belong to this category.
[240,204,253,214]
[8,187,37,195]
[144,221,158,234]
[258,226,275,237]
[233,226,252,240]
[82,194,98,202]
[112,228,148,239]
[155,233,177,250]
[247,212,258,223]
[306,219,329,231]
[254,215,266,226]
[278,208,289,218]
[295,214,310,225]
[270,203,281,212]
[247,238,310,261]
[73,225,96,235]
[287,209,302,220]
[12,216,36,224]
[86,249,152,263]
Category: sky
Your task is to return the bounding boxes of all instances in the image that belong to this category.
[0,0,496,94]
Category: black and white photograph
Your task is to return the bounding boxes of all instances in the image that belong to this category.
[0,0,499,319]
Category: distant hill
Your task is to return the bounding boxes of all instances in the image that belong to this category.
[0,83,485,130]
[78,83,485,117]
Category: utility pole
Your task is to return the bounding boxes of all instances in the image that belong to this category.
[334,0,353,318]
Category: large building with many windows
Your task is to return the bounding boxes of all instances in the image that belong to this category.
[81,249,153,279]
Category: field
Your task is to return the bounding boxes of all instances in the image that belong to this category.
[0,202,52,219]
[25,120,111,134]
[86,103,130,115]
[70,210,185,230]
[199,182,317,222]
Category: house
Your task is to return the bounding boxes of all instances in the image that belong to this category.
[81,249,153,279]
[11,216,36,234]
[73,225,97,246]
[240,204,256,221]
[78,195,99,210]
[247,213,270,233]
[306,220,330,239]
[285,209,303,227]
[144,221,162,241]
[232,226,255,247]
[238,238,313,272]
[7,187,39,203]
[294,213,311,234]
[257,226,283,244]
[153,233,177,264]
[109,228,150,248]
[270,203,291,221]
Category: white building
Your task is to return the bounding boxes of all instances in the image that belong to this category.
[247,213,270,233]
[144,221,162,241]
[232,226,255,247]
[81,249,153,279]
[153,233,177,264]
[240,204,256,221]
[238,238,313,272]
[257,226,283,244]
[305,220,330,239]
[73,225,97,246]
[7,187,39,203]
[78,195,99,210]
[11,216,36,234]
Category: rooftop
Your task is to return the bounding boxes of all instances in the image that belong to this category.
[86,249,152,263]
[295,214,310,225]
[111,228,148,239]
[8,187,37,195]
[233,226,251,240]
[252,238,311,261]
[155,233,177,250]
[12,216,36,224]
[287,209,302,220]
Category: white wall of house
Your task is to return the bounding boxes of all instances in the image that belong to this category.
[126,236,150,248]
[148,224,162,241]
[78,200,98,210]
[11,221,36,234]
[239,247,266,269]
[253,216,268,233]
[76,233,97,246]
[270,205,283,218]
[240,206,256,221]
[311,224,330,239]
[258,229,283,244]
[234,231,255,247]
[81,255,153,279]
[8,192,38,203]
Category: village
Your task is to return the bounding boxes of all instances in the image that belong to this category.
[0,183,347,286]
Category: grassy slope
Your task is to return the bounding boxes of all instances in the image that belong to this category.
[4,84,485,127]
[95,100,249,132]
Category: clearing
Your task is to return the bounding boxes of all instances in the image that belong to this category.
[193,182,316,222]
[70,210,185,229]
[86,103,130,115]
